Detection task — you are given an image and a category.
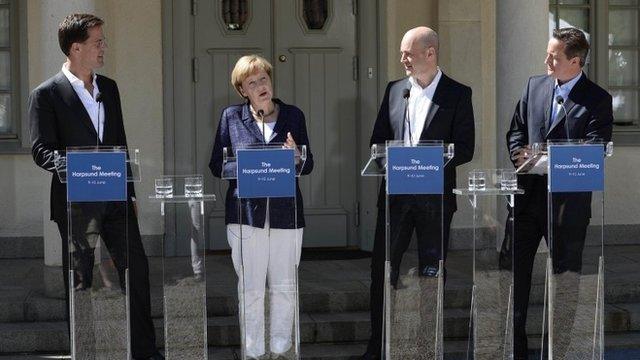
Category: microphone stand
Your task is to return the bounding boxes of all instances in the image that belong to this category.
[258,109,266,145]
[555,96,570,142]
[96,92,103,150]
[403,89,412,146]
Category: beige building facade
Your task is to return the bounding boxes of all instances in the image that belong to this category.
[0,0,638,281]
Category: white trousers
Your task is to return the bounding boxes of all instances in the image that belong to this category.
[227,224,303,358]
[188,200,204,275]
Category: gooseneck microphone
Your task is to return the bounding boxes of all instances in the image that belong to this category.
[96,92,103,149]
[555,95,570,141]
[257,109,266,145]
[402,88,412,146]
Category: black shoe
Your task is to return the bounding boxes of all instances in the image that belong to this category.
[420,265,439,277]
[361,351,380,360]
[134,352,165,360]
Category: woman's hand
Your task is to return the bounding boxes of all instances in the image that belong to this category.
[285,132,301,164]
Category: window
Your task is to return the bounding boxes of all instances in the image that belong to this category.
[0,0,13,138]
[608,0,639,130]
[302,0,329,30]
[221,0,249,31]
[0,0,27,152]
[550,0,640,143]
[549,1,594,79]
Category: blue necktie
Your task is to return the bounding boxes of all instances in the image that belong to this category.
[550,86,560,128]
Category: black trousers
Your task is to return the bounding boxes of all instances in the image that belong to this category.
[366,195,454,356]
[55,200,157,358]
[508,177,590,360]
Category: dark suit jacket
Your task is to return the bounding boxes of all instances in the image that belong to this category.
[29,71,136,222]
[506,73,613,217]
[209,99,314,229]
[370,74,476,212]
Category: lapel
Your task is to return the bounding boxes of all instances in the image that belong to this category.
[392,78,411,140]
[54,71,99,140]
[241,102,269,143]
[420,74,446,137]
[241,100,290,144]
[96,76,111,144]
[270,99,289,142]
[547,74,585,137]
[536,76,554,138]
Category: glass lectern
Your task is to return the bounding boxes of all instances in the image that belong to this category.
[55,146,141,359]
[149,175,216,359]
[362,140,454,359]
[453,169,524,359]
[542,140,612,360]
[221,143,307,360]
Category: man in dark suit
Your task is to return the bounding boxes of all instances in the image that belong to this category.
[505,27,613,360]
[363,26,475,359]
[28,14,163,360]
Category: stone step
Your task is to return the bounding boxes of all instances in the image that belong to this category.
[1,302,638,353]
[2,333,640,360]
[9,274,640,323]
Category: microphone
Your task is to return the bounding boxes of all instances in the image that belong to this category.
[555,95,570,141]
[402,88,412,146]
[96,92,103,149]
[257,109,266,145]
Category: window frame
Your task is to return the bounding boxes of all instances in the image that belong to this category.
[549,0,596,80]
[603,0,640,144]
[550,0,640,145]
[0,0,29,153]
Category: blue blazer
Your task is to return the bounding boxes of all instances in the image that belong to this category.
[507,73,613,219]
[209,99,314,229]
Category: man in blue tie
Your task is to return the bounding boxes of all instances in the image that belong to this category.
[505,27,613,360]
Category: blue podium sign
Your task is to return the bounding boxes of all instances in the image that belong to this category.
[549,144,604,192]
[387,146,444,195]
[237,148,295,198]
[67,151,127,202]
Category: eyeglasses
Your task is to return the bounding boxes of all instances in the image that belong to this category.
[83,38,107,49]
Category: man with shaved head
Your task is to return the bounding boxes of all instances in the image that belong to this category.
[364,26,475,359]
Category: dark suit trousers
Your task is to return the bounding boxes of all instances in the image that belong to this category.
[510,176,589,360]
[367,195,454,355]
[55,200,157,358]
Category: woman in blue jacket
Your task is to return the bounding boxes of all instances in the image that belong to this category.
[209,55,313,359]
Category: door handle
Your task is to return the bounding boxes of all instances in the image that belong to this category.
[278,55,287,62]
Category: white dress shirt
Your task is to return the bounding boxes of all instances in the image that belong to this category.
[550,72,583,127]
[61,63,105,142]
[405,68,442,145]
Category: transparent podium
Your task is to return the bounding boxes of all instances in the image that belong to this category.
[532,140,613,360]
[54,146,141,359]
[149,175,215,359]
[221,143,307,360]
[453,170,524,359]
[362,140,454,359]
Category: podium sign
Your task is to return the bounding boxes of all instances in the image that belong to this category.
[67,151,127,202]
[549,144,604,192]
[237,148,295,198]
[387,146,444,195]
